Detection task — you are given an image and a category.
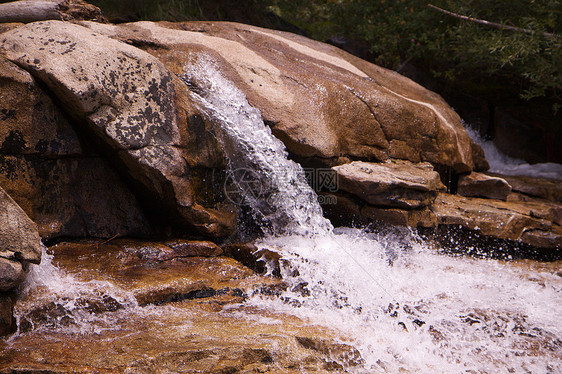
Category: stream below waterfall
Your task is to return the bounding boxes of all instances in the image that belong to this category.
[1,57,561,373]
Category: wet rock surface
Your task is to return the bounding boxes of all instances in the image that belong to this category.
[333,160,446,209]
[458,172,512,200]
[433,193,562,251]
[0,240,361,373]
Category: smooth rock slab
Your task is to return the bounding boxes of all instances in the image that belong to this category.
[458,172,512,200]
[80,20,485,173]
[333,160,445,209]
[433,193,561,249]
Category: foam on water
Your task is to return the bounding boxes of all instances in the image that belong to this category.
[465,125,562,180]
[250,230,562,373]
[179,62,561,372]
[13,245,138,337]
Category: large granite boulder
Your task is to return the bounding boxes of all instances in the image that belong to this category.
[77,20,485,173]
[0,57,151,239]
[0,21,235,238]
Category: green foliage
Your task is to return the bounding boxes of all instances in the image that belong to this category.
[88,0,561,110]
[266,0,561,110]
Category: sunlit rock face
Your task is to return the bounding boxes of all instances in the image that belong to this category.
[78,20,484,173]
[0,18,486,241]
[0,21,235,238]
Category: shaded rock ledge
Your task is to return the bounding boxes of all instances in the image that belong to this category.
[0,185,42,335]
[323,160,561,256]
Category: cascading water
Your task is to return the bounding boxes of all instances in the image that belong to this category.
[180,57,332,237]
[12,245,138,337]
[181,58,562,372]
[5,57,560,373]
[464,124,562,180]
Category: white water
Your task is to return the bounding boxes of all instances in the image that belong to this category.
[10,58,561,373]
[465,125,562,180]
[180,56,332,236]
[181,59,561,372]
[13,246,138,337]
[249,232,562,373]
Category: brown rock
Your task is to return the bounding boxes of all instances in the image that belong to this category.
[0,57,82,156]
[493,174,562,203]
[0,0,105,23]
[165,239,223,257]
[0,21,235,237]
[222,242,282,277]
[0,186,41,264]
[295,336,364,367]
[318,192,365,227]
[333,160,445,209]
[458,172,512,200]
[433,193,561,249]
[520,227,562,249]
[80,20,481,173]
[0,292,14,336]
[505,193,562,226]
[0,156,152,240]
[48,240,279,307]
[361,205,437,228]
[0,258,24,291]
[0,56,151,240]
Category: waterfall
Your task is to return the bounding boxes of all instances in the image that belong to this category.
[180,57,332,237]
[180,58,562,372]
[464,124,562,180]
[7,57,560,374]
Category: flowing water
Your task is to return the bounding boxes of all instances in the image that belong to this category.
[3,58,561,373]
[465,125,562,180]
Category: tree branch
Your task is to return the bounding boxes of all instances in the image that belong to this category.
[428,4,559,39]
